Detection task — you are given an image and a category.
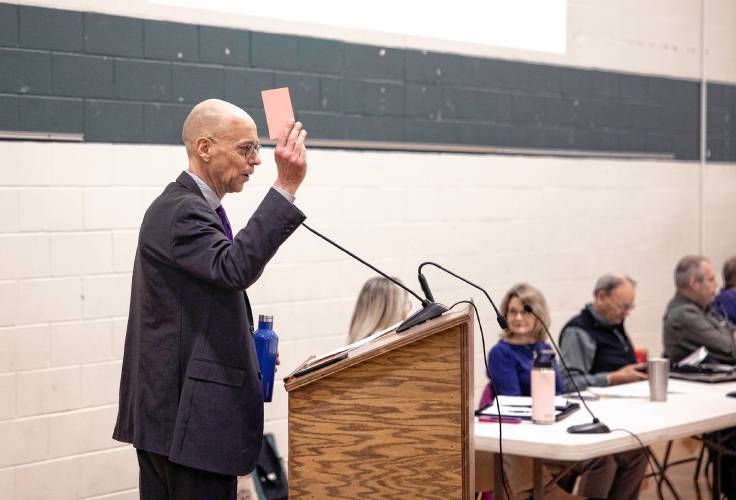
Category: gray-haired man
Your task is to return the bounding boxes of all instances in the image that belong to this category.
[558,274,648,499]
[663,255,736,364]
[559,274,648,390]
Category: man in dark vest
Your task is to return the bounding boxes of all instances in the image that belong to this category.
[113,99,308,499]
[559,274,648,499]
[560,274,648,389]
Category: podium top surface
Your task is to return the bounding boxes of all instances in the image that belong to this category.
[284,306,473,392]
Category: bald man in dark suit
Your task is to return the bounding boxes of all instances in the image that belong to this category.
[113,99,308,499]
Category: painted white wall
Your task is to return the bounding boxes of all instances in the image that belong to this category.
[12,0,736,83]
[1,139,735,498]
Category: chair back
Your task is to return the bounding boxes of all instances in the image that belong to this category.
[478,383,495,408]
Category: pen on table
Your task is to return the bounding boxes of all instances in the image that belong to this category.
[478,416,522,424]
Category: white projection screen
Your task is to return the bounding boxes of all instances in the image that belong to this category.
[150,0,567,54]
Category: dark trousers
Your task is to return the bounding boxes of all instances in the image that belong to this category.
[576,448,649,500]
[136,449,237,500]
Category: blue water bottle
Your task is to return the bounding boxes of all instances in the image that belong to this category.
[254,314,278,402]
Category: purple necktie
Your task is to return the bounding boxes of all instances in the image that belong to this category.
[215,205,234,241]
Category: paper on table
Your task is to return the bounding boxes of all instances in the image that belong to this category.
[261,87,294,139]
[495,395,569,407]
[677,346,709,366]
[589,384,650,398]
[482,404,533,418]
[563,390,600,401]
[589,380,696,398]
[479,396,570,418]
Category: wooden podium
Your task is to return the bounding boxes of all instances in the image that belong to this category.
[284,307,475,499]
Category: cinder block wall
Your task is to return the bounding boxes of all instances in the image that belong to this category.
[0,1,735,499]
[1,2,736,159]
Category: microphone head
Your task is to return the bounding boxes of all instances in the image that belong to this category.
[523,303,534,314]
[496,315,508,330]
[418,273,435,302]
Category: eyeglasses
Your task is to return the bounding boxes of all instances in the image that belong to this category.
[207,137,261,159]
[609,298,636,313]
[617,303,636,312]
[236,142,261,159]
[506,308,531,318]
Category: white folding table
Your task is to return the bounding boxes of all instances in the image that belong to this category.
[474,380,736,499]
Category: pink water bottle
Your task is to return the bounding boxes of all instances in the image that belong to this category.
[531,349,556,424]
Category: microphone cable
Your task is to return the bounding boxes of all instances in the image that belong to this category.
[419,261,508,329]
[523,304,605,432]
[448,299,511,500]
[300,222,449,332]
[301,222,427,305]
[415,263,511,496]
[606,428,668,496]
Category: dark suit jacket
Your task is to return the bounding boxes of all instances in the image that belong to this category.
[113,172,305,475]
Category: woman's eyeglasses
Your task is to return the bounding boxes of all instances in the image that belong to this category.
[506,308,531,318]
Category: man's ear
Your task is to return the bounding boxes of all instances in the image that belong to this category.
[689,276,700,290]
[195,137,212,162]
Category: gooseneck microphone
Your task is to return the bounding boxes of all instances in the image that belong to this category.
[417,262,508,330]
[300,223,448,332]
[522,303,611,434]
[418,273,435,302]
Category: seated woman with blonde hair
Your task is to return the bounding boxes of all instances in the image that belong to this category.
[488,283,640,500]
[487,283,583,500]
[347,276,412,344]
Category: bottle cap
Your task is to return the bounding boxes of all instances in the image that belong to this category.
[259,314,273,323]
[533,348,555,368]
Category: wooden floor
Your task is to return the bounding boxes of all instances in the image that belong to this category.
[640,439,713,500]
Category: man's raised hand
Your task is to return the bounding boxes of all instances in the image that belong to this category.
[273,120,307,196]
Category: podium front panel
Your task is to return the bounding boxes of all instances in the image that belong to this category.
[287,319,473,499]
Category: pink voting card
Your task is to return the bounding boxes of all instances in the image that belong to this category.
[261,87,294,139]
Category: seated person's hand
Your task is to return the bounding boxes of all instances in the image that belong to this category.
[607,362,649,385]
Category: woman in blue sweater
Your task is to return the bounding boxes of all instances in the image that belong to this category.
[486,283,584,500]
[488,283,564,397]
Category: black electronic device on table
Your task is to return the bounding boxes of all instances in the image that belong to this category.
[670,347,736,383]
[670,362,736,383]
